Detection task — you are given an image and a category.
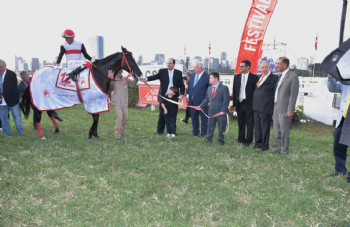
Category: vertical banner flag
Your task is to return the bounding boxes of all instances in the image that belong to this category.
[235,0,278,74]
[315,32,318,50]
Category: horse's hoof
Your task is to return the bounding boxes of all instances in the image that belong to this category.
[54,128,59,134]
[41,136,46,140]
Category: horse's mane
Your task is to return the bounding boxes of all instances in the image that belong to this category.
[95,50,134,67]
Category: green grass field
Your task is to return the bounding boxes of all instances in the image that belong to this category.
[1,105,349,226]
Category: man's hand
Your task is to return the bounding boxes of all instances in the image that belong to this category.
[164,109,168,114]
[220,112,225,115]
[195,106,201,110]
[287,111,293,117]
[178,95,183,102]
[108,70,114,80]
[328,74,333,79]
[140,77,147,83]
[233,107,236,112]
[91,59,96,64]
[19,98,22,103]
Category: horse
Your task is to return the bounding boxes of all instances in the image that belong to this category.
[21,47,143,139]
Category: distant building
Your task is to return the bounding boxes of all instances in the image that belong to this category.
[154,54,165,65]
[88,35,104,59]
[31,58,40,71]
[194,56,202,62]
[20,62,29,71]
[43,60,47,66]
[15,56,24,71]
[220,52,227,64]
[297,57,309,70]
[137,55,143,66]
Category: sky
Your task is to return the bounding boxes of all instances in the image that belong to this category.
[2,0,349,71]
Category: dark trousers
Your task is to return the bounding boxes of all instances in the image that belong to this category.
[207,114,227,144]
[165,116,176,134]
[236,101,254,143]
[157,104,166,134]
[183,107,191,122]
[191,107,208,136]
[333,118,348,176]
[254,111,272,149]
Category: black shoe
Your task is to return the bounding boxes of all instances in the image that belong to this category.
[201,134,206,138]
[279,150,289,155]
[116,138,121,141]
[244,142,251,147]
[219,142,225,146]
[347,177,350,183]
[157,132,163,136]
[205,140,212,144]
[191,134,198,136]
[54,116,63,122]
[253,145,262,149]
[181,119,188,124]
[261,147,269,151]
[328,172,345,177]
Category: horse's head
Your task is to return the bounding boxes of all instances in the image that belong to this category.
[120,46,143,78]
[92,47,143,93]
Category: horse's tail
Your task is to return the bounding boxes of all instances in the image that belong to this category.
[20,86,31,119]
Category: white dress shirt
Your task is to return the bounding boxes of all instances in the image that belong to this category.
[0,69,7,106]
[274,69,289,102]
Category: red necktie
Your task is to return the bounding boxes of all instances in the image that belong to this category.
[257,74,265,88]
[212,86,216,98]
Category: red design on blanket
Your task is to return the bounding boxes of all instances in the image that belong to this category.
[81,79,86,86]
[43,89,50,97]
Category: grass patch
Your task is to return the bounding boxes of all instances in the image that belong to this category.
[1,105,349,226]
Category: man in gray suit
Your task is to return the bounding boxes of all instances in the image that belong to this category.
[197,72,230,145]
[273,57,299,155]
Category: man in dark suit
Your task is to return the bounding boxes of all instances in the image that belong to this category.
[186,62,210,137]
[141,58,185,135]
[252,61,278,151]
[0,60,25,135]
[197,72,230,145]
[232,60,258,146]
[273,57,299,155]
[18,71,63,129]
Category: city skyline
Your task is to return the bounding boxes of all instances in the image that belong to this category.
[3,0,349,71]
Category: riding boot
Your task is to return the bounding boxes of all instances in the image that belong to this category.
[67,65,86,82]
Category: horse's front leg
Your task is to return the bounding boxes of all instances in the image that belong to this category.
[88,114,99,139]
[47,111,59,134]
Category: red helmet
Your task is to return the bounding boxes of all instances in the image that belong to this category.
[62,29,75,38]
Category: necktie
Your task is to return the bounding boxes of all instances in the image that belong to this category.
[0,74,3,105]
[168,71,173,88]
[239,75,245,102]
[343,92,350,118]
[193,74,199,88]
[275,74,282,93]
[274,74,283,102]
[257,74,265,88]
[212,86,216,98]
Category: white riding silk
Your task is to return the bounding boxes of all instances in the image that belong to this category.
[30,66,110,114]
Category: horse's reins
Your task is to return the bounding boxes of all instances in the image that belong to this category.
[140,79,230,135]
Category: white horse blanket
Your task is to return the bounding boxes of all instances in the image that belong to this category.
[30,66,110,114]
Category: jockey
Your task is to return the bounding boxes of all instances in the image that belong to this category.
[55,29,94,81]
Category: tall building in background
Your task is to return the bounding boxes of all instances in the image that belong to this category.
[154,54,165,65]
[20,63,29,71]
[297,57,309,70]
[88,35,104,59]
[31,58,40,71]
[220,52,227,64]
[43,60,47,66]
[137,55,143,66]
[15,55,19,70]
